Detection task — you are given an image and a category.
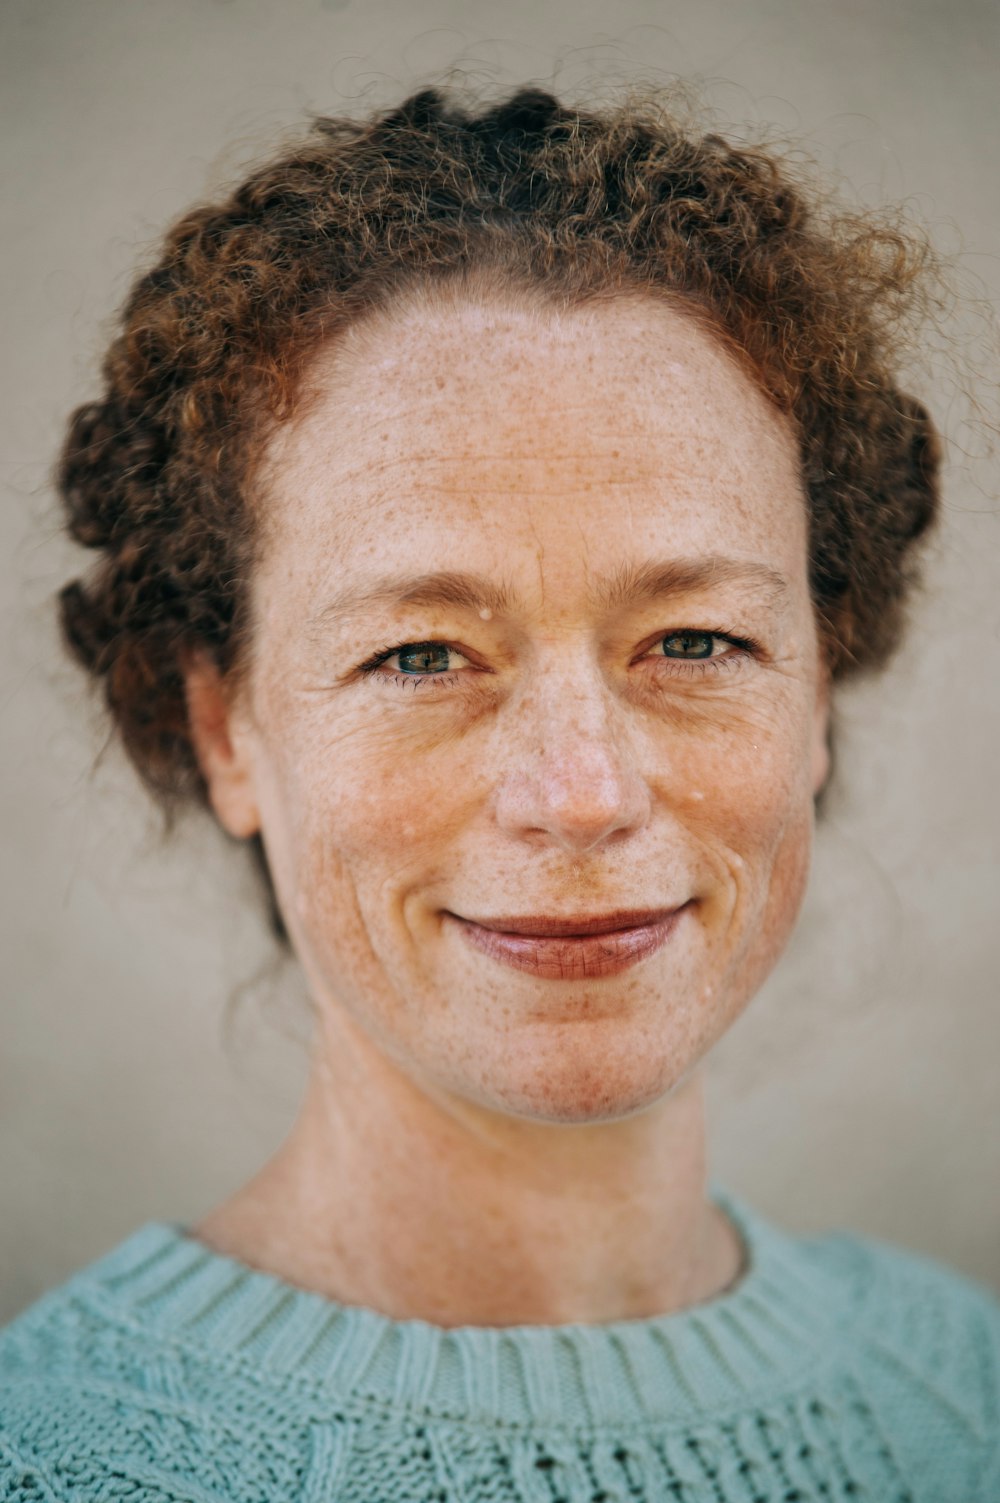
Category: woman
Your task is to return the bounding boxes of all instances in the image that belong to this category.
[2,83,997,1501]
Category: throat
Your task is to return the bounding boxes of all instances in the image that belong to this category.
[190,1071,745,1328]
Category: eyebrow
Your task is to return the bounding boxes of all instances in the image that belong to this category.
[593,557,790,613]
[310,555,790,629]
[312,570,518,626]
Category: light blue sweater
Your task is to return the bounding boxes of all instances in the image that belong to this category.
[1,1185,998,1501]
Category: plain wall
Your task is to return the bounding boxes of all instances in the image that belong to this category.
[1,0,998,1321]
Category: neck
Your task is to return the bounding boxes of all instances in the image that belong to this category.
[194,1015,745,1328]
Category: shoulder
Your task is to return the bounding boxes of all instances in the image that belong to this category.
[726,1187,1000,1403]
[807,1219,1000,1384]
[0,1274,155,1500]
[717,1188,1000,1497]
[0,1226,286,1503]
[799,1218,1000,1489]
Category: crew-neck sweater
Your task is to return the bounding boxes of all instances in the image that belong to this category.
[1,1186,998,1502]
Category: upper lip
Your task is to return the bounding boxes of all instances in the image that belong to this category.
[455,906,684,938]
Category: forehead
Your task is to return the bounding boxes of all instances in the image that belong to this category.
[258,290,807,589]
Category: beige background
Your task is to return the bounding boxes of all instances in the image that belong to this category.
[2,0,998,1323]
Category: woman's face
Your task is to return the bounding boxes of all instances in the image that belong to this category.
[202,290,829,1124]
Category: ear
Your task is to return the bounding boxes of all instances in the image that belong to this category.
[811,663,832,798]
[184,653,261,839]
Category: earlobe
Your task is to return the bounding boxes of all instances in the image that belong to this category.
[184,654,261,839]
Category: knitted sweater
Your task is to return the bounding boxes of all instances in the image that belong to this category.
[1,1186,998,1502]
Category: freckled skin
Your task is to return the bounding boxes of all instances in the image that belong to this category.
[188,288,830,1327]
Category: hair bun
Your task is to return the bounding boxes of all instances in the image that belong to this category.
[490,87,565,136]
[376,88,446,135]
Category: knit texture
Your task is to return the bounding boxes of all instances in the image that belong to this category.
[1,1185,998,1502]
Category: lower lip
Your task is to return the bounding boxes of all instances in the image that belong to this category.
[447,908,688,980]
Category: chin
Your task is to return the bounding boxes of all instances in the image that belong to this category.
[461,1024,703,1125]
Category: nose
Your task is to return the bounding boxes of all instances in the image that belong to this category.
[492,654,652,855]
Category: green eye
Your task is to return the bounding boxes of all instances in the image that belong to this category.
[659,632,717,659]
[395,643,454,674]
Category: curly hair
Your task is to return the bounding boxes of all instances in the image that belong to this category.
[56,82,941,937]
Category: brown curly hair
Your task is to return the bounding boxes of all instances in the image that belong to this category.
[56,82,941,938]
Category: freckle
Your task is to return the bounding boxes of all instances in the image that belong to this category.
[478,607,492,620]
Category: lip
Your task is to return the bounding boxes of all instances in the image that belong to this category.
[445,904,689,981]
[458,907,681,937]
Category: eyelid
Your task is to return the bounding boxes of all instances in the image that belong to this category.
[641,628,760,660]
[356,629,762,689]
[357,640,473,676]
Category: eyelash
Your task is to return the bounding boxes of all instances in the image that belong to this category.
[355,630,762,691]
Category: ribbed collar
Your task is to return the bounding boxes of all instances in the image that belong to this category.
[69,1184,856,1428]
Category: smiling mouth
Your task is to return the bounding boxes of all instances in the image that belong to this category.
[445,904,690,980]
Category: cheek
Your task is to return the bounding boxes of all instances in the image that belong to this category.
[658,688,818,907]
[682,698,817,990]
[252,703,472,952]
[736,794,815,1013]
[678,683,817,854]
